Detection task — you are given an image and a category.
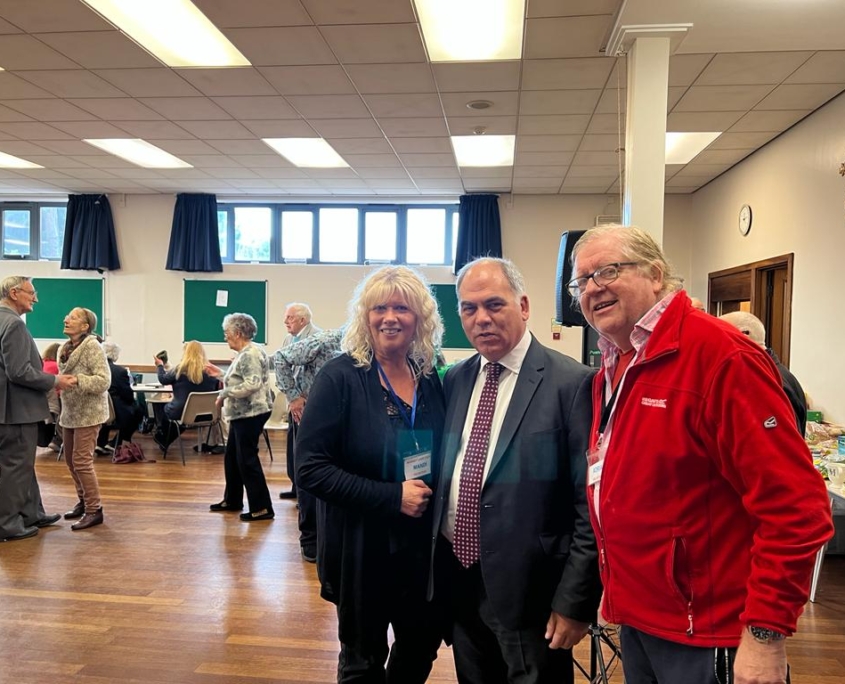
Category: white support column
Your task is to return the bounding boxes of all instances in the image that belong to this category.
[623,36,670,245]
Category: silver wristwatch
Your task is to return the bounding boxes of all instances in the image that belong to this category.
[748,625,786,644]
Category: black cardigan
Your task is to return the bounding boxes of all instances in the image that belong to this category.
[296,353,445,649]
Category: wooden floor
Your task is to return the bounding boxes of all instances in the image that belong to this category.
[1,433,843,683]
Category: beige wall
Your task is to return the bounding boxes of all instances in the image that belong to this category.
[689,92,845,422]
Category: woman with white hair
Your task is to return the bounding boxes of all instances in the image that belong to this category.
[95,341,143,454]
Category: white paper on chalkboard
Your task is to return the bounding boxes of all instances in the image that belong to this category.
[216,290,228,307]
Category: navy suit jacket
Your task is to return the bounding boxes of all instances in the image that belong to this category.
[430,335,601,629]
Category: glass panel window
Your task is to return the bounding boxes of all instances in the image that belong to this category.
[364,212,396,262]
[39,206,66,260]
[3,209,31,257]
[319,207,358,262]
[452,212,459,261]
[234,207,271,261]
[406,208,446,264]
[217,210,228,258]
[281,211,313,260]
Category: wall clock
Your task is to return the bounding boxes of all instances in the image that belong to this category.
[738,204,752,236]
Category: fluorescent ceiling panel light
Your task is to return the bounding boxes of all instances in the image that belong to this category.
[0,152,43,169]
[80,0,250,67]
[263,138,349,168]
[451,135,515,167]
[414,0,525,61]
[665,131,722,164]
[83,139,193,168]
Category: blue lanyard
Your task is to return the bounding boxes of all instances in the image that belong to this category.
[375,360,418,435]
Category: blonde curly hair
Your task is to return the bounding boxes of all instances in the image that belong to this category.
[342,266,443,377]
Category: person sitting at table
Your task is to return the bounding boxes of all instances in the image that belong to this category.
[152,340,219,452]
[95,342,143,454]
[41,342,63,452]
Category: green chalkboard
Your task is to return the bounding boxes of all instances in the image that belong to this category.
[27,278,104,339]
[184,280,267,344]
[431,283,472,349]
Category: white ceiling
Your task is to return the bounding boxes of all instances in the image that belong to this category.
[0,0,841,199]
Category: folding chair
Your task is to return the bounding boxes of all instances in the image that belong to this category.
[162,391,222,466]
[261,392,289,462]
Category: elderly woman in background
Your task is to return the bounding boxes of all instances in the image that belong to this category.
[296,266,445,684]
[96,342,143,454]
[153,340,219,451]
[59,307,110,531]
[207,313,274,521]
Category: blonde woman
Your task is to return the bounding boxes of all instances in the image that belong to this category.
[152,340,219,451]
[59,307,110,531]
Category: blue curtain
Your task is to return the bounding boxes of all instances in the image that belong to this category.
[166,193,223,272]
[61,194,121,271]
[454,194,502,274]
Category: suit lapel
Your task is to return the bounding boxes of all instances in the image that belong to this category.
[486,337,544,480]
[441,355,480,482]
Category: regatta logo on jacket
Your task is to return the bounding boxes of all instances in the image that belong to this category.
[764,416,777,428]
[641,397,667,409]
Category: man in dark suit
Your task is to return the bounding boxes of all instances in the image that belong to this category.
[0,276,75,542]
[430,257,600,684]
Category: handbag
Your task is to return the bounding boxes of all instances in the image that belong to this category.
[112,442,155,464]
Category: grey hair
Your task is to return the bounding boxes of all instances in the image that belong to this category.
[570,225,684,300]
[0,275,31,300]
[223,312,257,341]
[719,311,766,347]
[285,302,312,322]
[101,341,121,361]
[455,257,526,300]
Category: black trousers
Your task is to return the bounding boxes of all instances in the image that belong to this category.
[291,418,317,551]
[620,626,791,684]
[285,411,297,495]
[222,412,273,513]
[447,543,574,684]
[336,548,441,684]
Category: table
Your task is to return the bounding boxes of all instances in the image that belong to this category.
[809,481,844,602]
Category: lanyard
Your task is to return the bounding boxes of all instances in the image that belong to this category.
[597,348,639,449]
[375,361,419,447]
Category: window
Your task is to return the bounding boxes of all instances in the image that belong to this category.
[0,202,67,260]
[217,202,458,266]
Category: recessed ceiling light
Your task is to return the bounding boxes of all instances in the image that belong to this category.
[451,135,515,167]
[665,131,722,164]
[262,138,349,168]
[0,151,43,169]
[83,139,193,168]
[80,0,250,68]
[414,0,525,62]
[467,100,493,110]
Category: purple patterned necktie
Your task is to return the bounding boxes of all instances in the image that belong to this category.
[453,362,503,568]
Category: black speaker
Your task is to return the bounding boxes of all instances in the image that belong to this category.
[555,230,587,327]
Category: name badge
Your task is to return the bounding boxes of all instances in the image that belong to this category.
[404,451,432,480]
[588,459,604,486]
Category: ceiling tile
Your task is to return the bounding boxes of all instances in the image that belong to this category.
[379,118,448,137]
[519,90,601,115]
[15,70,126,98]
[141,97,231,121]
[286,94,370,119]
[327,138,392,154]
[224,27,337,66]
[694,52,814,86]
[68,98,164,120]
[0,140,53,155]
[27,140,102,155]
[364,178,417,190]
[175,120,256,139]
[524,16,613,59]
[461,167,512,179]
[513,165,569,178]
[300,0,415,24]
[668,54,714,86]
[0,34,80,69]
[93,69,202,98]
[147,140,221,155]
[398,153,456,168]
[389,137,452,153]
[522,58,614,90]
[320,24,426,64]
[346,64,436,94]
[36,31,160,69]
[257,66,355,95]
[440,92,518,117]
[666,111,745,132]
[594,88,626,114]
[112,121,197,139]
[754,83,845,110]
[356,167,410,179]
[241,119,317,137]
[0,102,32,121]
[512,178,564,190]
[515,151,575,165]
[342,153,401,167]
[728,109,811,132]
[573,150,619,165]
[432,62,521,92]
[578,134,621,151]
[0,72,53,98]
[363,94,444,118]
[49,120,138,138]
[447,116,517,135]
[207,140,275,155]
[691,148,754,165]
[516,135,581,152]
[193,0,313,28]
[408,167,460,179]
[785,51,845,84]
[173,68,278,97]
[0,0,112,32]
[24,154,92,166]
[673,85,776,112]
[308,118,381,138]
[204,167,259,179]
[0,122,72,139]
[705,131,779,149]
[566,165,620,177]
[304,168,359,179]
[210,96,300,120]
[528,0,620,18]
[2,98,95,121]
[520,114,591,135]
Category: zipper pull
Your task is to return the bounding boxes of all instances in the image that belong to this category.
[686,602,694,636]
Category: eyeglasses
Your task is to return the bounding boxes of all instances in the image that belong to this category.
[14,286,36,297]
[566,262,640,298]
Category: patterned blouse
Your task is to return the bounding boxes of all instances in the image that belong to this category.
[219,343,273,420]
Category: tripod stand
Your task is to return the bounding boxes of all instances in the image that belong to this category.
[574,623,622,684]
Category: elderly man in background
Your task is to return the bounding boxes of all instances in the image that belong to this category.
[0,276,75,542]
[277,302,320,501]
[274,327,342,563]
[569,225,833,684]
[720,311,807,437]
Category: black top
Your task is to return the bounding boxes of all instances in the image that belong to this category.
[157,365,219,420]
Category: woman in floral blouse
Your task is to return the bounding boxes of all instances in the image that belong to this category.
[208,313,274,521]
